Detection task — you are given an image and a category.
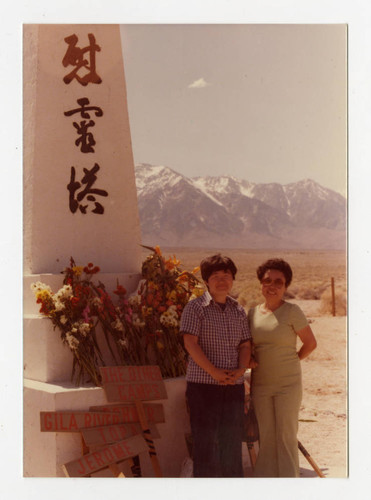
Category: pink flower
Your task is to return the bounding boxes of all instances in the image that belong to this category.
[82,305,91,323]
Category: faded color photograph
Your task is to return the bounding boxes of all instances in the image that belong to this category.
[23,23,347,481]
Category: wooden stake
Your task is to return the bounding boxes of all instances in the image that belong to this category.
[130,456,142,477]
[80,434,92,477]
[135,399,163,477]
[331,277,336,317]
[247,442,257,470]
[298,440,325,477]
[109,463,125,477]
[81,434,90,455]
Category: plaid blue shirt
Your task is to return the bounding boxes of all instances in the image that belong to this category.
[180,291,251,385]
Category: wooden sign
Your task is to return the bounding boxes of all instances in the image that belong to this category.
[100,365,162,384]
[99,366,167,402]
[99,366,167,477]
[40,410,143,432]
[102,381,167,403]
[62,434,148,477]
[81,422,160,447]
[89,402,165,423]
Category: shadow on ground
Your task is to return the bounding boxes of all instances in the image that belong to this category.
[300,466,328,477]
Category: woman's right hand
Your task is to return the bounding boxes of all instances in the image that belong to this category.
[248,357,258,369]
[210,367,233,384]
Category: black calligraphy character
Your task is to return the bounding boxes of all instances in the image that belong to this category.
[72,120,96,153]
[64,98,103,153]
[64,97,103,119]
[67,164,108,214]
[62,33,102,86]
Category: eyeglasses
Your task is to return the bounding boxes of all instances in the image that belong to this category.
[261,277,285,288]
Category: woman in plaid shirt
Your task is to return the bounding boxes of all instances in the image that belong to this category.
[180,254,252,477]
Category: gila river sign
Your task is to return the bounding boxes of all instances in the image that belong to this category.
[40,411,128,432]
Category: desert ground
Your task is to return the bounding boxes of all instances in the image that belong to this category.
[240,299,347,478]
[294,299,347,478]
[159,247,348,478]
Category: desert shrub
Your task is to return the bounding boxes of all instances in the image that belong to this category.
[238,288,263,310]
[319,284,347,316]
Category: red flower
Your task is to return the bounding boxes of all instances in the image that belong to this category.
[114,285,127,296]
[83,263,100,274]
[71,296,80,307]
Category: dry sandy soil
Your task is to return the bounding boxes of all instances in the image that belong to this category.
[242,300,347,478]
[294,300,347,478]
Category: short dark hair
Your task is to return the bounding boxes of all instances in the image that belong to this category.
[200,254,237,282]
[256,258,293,287]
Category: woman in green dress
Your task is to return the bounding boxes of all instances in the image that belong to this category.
[248,258,317,477]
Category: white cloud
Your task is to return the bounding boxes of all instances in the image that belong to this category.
[188,77,211,89]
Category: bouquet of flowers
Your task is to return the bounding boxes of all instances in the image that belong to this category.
[31,247,204,385]
[120,245,204,378]
[31,260,104,386]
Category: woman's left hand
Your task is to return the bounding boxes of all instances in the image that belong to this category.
[226,368,246,383]
[248,356,258,369]
[296,325,317,360]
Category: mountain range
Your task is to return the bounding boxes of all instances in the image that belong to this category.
[134,163,347,250]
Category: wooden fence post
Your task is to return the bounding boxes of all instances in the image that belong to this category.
[331,277,336,317]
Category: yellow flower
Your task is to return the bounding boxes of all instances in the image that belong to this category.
[156,341,165,351]
[72,266,84,276]
[190,285,205,299]
[36,289,53,301]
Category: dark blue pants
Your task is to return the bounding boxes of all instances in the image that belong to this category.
[186,382,245,477]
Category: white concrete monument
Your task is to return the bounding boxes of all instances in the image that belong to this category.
[23,24,143,477]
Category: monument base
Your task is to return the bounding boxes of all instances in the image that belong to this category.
[23,377,191,478]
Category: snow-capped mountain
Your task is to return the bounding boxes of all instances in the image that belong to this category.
[134,163,346,249]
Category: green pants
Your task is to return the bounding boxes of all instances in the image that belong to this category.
[252,382,302,477]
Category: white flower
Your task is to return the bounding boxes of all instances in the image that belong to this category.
[54,299,65,312]
[160,305,179,327]
[55,285,73,300]
[132,314,145,328]
[111,318,125,332]
[128,294,141,307]
[91,297,102,308]
[118,338,128,348]
[65,332,79,351]
[79,322,91,336]
[60,315,68,325]
[31,281,52,294]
